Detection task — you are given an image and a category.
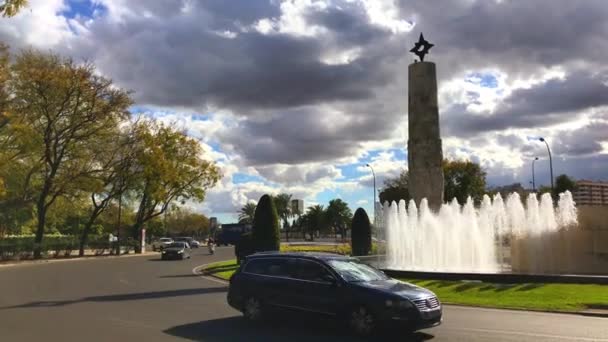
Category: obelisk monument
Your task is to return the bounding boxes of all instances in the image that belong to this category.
[407,33,444,210]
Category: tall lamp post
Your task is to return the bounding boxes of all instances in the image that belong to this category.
[539,137,554,193]
[365,163,376,226]
[532,157,539,192]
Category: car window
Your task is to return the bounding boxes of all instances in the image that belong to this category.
[327,259,388,282]
[244,258,289,277]
[167,242,185,248]
[293,259,333,282]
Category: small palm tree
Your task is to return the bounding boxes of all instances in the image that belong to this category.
[326,199,353,241]
[304,205,326,241]
[238,202,257,224]
[273,193,292,240]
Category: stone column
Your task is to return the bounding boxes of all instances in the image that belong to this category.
[408,61,444,210]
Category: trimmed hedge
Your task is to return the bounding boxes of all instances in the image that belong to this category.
[252,194,280,252]
[0,235,137,260]
[235,232,255,264]
[351,208,372,256]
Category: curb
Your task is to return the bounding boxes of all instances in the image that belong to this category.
[0,251,155,268]
[195,259,608,319]
[192,262,230,285]
[443,303,608,319]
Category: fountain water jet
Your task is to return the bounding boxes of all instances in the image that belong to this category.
[384,191,578,273]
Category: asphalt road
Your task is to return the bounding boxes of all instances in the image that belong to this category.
[1,247,607,342]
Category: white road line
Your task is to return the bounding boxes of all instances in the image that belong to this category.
[449,327,608,341]
[192,263,229,285]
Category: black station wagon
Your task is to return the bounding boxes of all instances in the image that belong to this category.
[227,252,442,335]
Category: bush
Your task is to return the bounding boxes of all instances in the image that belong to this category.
[0,234,112,260]
[235,232,255,264]
[351,208,372,256]
[252,194,280,252]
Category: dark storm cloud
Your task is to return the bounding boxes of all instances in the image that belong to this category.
[443,72,608,137]
[64,1,398,112]
[220,106,394,165]
[397,0,608,80]
[554,121,608,157]
[3,0,608,177]
[199,0,280,29]
[306,3,387,47]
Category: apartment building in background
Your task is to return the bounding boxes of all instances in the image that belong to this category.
[572,180,608,206]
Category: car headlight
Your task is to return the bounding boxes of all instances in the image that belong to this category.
[385,300,413,308]
[177,250,183,254]
[161,251,166,254]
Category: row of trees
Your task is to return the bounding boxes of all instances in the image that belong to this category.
[235,193,372,262]
[379,159,487,205]
[379,159,577,206]
[0,46,221,257]
[239,195,353,241]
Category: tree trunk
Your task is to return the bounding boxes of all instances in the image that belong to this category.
[131,222,143,253]
[34,191,49,259]
[285,219,289,242]
[79,208,101,257]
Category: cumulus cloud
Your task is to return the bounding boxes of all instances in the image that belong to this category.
[2,0,608,217]
[443,72,608,137]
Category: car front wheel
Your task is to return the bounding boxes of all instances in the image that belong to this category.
[349,306,375,336]
[243,297,263,321]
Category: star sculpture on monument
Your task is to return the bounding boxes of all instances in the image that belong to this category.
[410,33,434,62]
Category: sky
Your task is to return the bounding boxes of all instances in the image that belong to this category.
[1,0,607,223]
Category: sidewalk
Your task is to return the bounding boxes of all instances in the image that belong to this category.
[0,249,154,268]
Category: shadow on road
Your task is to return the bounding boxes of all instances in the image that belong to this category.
[164,315,435,342]
[1,286,228,309]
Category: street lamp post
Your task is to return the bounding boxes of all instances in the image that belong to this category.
[532,157,539,192]
[365,164,376,226]
[539,137,554,193]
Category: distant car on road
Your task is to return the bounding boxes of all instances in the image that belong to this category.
[227,252,442,335]
[174,237,199,248]
[160,242,191,260]
[152,237,173,251]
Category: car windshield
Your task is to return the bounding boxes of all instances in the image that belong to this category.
[167,242,185,248]
[327,259,388,282]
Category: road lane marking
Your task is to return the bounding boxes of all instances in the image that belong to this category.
[192,264,229,285]
[449,327,608,341]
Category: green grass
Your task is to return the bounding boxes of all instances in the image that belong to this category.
[279,242,379,255]
[202,259,608,312]
[402,279,608,312]
[202,259,239,280]
[280,243,351,255]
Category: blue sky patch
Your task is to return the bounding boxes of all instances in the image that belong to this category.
[62,0,105,19]
[192,113,212,121]
[232,173,264,184]
[466,72,498,88]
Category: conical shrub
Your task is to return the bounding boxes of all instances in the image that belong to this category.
[252,194,280,252]
[351,208,371,256]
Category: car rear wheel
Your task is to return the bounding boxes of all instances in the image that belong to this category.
[349,306,375,336]
[243,297,263,321]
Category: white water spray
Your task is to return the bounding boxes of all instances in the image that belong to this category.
[384,191,578,273]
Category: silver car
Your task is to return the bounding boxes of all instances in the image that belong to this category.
[152,237,173,251]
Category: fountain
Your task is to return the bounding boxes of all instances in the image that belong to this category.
[384,34,608,276]
[383,191,578,273]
